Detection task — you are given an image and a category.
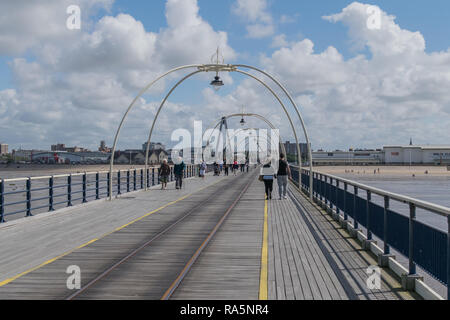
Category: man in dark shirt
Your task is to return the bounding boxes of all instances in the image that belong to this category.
[277,153,291,199]
[174,158,186,189]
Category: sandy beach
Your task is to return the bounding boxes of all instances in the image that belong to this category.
[316,165,450,177]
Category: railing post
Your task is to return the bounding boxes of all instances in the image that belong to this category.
[126,170,130,193]
[447,216,450,300]
[408,203,416,275]
[353,186,358,229]
[140,169,144,189]
[383,196,390,254]
[117,171,121,195]
[157,168,160,185]
[343,182,348,221]
[107,172,111,198]
[171,167,173,182]
[133,169,137,191]
[49,176,54,211]
[366,190,372,240]
[328,177,332,209]
[0,179,5,223]
[26,178,32,216]
[335,180,340,215]
[96,172,100,200]
[67,175,72,207]
[152,168,155,186]
[82,173,87,203]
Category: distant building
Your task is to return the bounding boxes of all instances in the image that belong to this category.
[141,142,166,152]
[98,140,111,153]
[113,150,168,165]
[0,143,8,155]
[383,145,450,165]
[31,151,110,164]
[283,141,309,159]
[312,150,383,165]
[51,143,89,153]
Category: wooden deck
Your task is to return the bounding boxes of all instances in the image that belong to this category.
[0,171,420,300]
[267,182,419,300]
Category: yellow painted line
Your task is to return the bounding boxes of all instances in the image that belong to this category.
[259,199,268,300]
[0,178,223,288]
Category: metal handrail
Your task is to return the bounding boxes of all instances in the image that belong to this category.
[295,166,450,217]
[0,165,198,222]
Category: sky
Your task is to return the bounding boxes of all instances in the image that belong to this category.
[0,0,449,152]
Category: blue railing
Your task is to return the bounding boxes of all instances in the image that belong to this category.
[291,166,450,299]
[0,165,199,222]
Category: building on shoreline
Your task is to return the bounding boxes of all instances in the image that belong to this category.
[311,145,450,165]
[0,143,8,155]
[384,145,450,165]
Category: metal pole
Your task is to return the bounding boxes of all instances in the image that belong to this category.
[49,176,54,211]
[409,203,416,275]
[117,171,121,195]
[26,178,31,216]
[447,215,450,300]
[384,196,390,254]
[354,186,358,229]
[96,172,100,200]
[336,180,340,215]
[0,180,5,223]
[127,170,130,193]
[343,182,348,221]
[133,169,137,191]
[82,173,87,203]
[67,175,72,207]
[366,190,372,240]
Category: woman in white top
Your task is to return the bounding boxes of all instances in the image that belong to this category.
[260,161,276,200]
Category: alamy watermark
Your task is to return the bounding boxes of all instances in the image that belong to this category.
[66,265,81,289]
[66,5,81,30]
[366,5,381,30]
[366,265,381,290]
[168,120,280,168]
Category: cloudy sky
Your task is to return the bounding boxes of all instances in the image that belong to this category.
[0,0,449,152]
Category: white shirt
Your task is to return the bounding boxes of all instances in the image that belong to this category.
[260,166,275,176]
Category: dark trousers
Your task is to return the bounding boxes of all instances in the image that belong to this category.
[175,174,183,188]
[224,167,229,176]
[263,180,273,198]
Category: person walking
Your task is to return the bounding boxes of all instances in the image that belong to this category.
[224,161,229,176]
[159,159,170,190]
[259,160,276,200]
[199,160,207,179]
[174,157,186,189]
[233,160,238,176]
[277,153,291,199]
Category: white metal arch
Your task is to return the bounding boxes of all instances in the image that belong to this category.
[110,63,313,200]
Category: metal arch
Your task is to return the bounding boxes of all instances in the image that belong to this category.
[109,64,202,199]
[110,63,314,199]
[143,70,203,190]
[234,64,314,199]
[233,69,302,182]
[203,113,288,160]
[142,68,303,189]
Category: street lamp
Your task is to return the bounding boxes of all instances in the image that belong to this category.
[210,47,224,91]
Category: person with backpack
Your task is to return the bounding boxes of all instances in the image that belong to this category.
[159,159,170,190]
[259,159,276,200]
[277,153,291,199]
[174,157,186,189]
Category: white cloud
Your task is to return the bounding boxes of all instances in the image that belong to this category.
[232,0,274,39]
[271,34,289,48]
[257,2,450,149]
[0,0,236,150]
